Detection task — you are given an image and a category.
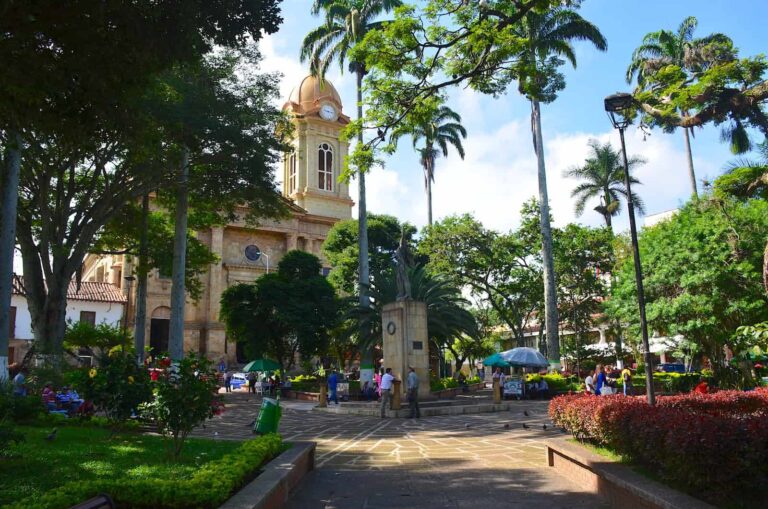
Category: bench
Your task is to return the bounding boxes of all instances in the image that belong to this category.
[69,494,114,509]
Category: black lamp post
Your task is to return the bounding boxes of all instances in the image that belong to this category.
[604,93,656,406]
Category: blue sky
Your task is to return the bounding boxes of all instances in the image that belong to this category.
[264,0,768,234]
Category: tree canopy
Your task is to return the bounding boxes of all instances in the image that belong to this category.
[220,251,340,371]
[605,198,768,371]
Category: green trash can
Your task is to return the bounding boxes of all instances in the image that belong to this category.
[253,397,282,434]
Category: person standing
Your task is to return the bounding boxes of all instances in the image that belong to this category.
[406,366,420,418]
[375,369,383,400]
[12,368,27,397]
[621,366,634,396]
[595,364,607,395]
[224,372,232,393]
[380,368,395,418]
[328,369,339,405]
[247,371,257,394]
[585,369,596,394]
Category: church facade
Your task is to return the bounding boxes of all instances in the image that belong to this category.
[82,75,353,363]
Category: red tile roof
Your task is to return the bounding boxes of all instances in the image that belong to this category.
[12,274,126,304]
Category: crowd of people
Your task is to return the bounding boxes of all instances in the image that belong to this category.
[584,364,634,396]
[10,367,94,417]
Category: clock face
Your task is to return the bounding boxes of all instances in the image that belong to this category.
[319,103,337,121]
[244,244,261,262]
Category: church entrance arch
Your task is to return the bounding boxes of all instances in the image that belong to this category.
[150,306,171,355]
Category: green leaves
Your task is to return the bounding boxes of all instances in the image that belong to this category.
[220,251,340,370]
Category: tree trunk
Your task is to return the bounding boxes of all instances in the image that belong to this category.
[134,194,149,364]
[683,127,698,199]
[355,68,374,386]
[0,131,22,380]
[169,148,190,362]
[531,100,560,368]
[426,156,434,226]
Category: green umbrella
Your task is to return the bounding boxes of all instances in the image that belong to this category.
[482,353,510,368]
[242,359,280,372]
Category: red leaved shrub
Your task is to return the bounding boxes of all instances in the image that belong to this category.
[549,391,768,504]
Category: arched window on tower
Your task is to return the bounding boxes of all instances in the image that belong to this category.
[288,153,296,193]
[318,142,333,191]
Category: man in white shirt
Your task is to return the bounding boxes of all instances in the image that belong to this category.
[585,370,596,394]
[380,368,395,418]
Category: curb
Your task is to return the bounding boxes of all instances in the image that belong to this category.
[545,438,714,509]
[218,441,315,509]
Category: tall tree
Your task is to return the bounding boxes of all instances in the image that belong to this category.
[631,33,767,157]
[301,0,402,383]
[564,140,646,230]
[220,251,339,372]
[419,213,543,347]
[408,105,467,226]
[0,0,284,379]
[553,224,614,372]
[14,46,287,359]
[512,5,607,368]
[627,16,732,198]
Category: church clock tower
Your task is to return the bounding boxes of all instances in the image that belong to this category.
[282,75,354,220]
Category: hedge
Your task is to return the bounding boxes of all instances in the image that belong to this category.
[549,390,768,504]
[2,433,283,509]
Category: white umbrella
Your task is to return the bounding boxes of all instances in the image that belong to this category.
[499,347,549,368]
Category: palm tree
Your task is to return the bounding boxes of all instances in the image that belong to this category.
[301,0,402,380]
[627,16,732,198]
[410,106,467,226]
[565,140,646,230]
[515,7,607,367]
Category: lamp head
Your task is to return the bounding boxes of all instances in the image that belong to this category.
[604,92,634,129]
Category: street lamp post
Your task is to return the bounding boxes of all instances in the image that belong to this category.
[604,93,656,406]
[123,275,136,337]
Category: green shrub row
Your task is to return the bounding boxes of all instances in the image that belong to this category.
[2,433,283,509]
[525,373,581,392]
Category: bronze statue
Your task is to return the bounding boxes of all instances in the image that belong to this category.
[395,228,413,301]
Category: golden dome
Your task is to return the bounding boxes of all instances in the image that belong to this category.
[285,74,343,115]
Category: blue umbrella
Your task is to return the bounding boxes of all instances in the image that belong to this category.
[499,347,549,368]
[481,353,510,368]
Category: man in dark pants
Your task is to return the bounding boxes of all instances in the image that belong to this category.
[407,366,420,419]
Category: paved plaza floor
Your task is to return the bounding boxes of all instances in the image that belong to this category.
[194,392,607,508]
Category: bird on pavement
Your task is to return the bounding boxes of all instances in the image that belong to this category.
[45,428,58,441]
[523,410,529,417]
[503,423,509,429]
[522,423,530,429]
[464,423,471,429]
[247,419,255,427]
[542,424,548,431]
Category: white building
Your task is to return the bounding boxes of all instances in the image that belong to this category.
[8,275,126,364]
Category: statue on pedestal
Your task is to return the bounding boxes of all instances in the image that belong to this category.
[395,228,413,301]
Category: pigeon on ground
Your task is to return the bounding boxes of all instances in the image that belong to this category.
[542,424,548,431]
[45,428,58,441]
[523,410,529,417]
[503,423,510,429]
[522,423,530,429]
[464,423,471,428]
[246,419,255,427]
[559,427,568,434]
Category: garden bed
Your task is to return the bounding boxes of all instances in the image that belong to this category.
[549,390,768,507]
[0,424,283,509]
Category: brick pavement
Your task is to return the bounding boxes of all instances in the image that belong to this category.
[194,392,608,508]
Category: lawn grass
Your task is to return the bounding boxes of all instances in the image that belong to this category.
[0,425,241,507]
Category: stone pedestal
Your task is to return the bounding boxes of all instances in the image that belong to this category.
[382,301,430,401]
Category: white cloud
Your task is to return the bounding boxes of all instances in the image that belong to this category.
[353,116,718,236]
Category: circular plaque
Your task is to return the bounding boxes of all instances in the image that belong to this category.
[244,244,261,262]
[386,321,396,335]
